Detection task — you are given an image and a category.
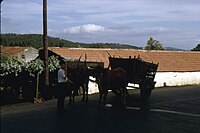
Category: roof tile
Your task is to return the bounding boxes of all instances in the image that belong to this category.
[49,48,200,72]
[1,46,30,56]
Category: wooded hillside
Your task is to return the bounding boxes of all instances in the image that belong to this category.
[1,33,142,49]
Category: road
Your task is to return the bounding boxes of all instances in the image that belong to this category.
[1,85,200,133]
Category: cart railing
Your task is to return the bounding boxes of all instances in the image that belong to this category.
[109,56,159,84]
[67,61,104,76]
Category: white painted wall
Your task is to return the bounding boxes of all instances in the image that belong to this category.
[16,47,38,62]
[24,47,39,62]
[154,72,200,87]
[87,72,200,94]
[88,76,99,94]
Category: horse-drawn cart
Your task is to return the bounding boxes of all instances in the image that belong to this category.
[109,56,159,102]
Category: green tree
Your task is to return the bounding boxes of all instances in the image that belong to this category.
[0,56,26,76]
[0,55,60,76]
[2,33,142,49]
[145,37,165,50]
[191,44,200,51]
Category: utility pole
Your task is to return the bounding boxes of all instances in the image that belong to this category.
[0,0,3,45]
[43,0,49,94]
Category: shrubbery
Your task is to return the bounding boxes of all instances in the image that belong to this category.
[0,55,60,105]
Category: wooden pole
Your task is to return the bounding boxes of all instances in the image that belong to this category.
[0,0,3,45]
[34,73,43,103]
[43,0,49,91]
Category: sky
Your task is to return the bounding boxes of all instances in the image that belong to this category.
[1,0,200,50]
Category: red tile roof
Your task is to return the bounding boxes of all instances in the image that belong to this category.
[1,46,30,56]
[48,48,200,72]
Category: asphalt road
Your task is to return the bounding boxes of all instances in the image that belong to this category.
[1,85,200,133]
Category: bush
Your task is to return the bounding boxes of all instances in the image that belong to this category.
[0,55,60,105]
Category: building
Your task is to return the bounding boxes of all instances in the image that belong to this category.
[1,46,38,62]
[44,47,200,88]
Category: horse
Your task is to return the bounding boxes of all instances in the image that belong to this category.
[67,66,89,104]
[94,65,128,105]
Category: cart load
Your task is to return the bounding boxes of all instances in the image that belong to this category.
[109,56,159,102]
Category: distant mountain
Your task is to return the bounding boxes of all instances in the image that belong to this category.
[165,47,186,51]
[88,43,142,49]
[1,33,142,49]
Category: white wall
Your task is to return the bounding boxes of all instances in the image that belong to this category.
[88,76,99,94]
[16,47,38,62]
[24,47,39,62]
[154,72,200,87]
[87,72,200,94]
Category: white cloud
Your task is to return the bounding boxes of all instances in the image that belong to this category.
[63,24,105,34]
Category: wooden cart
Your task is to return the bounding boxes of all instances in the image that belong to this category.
[109,56,159,102]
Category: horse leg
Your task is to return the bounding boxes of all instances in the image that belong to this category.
[68,89,72,105]
[103,90,108,105]
[97,82,103,104]
[72,89,78,103]
[99,92,103,104]
[82,85,85,101]
[125,87,129,96]
[121,87,126,105]
[85,83,89,102]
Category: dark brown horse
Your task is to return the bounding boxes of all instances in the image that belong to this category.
[94,65,128,105]
[67,55,90,104]
[67,66,89,104]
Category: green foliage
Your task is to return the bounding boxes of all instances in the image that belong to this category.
[1,55,9,63]
[145,37,165,50]
[0,56,26,76]
[0,55,60,76]
[0,55,60,104]
[1,33,83,48]
[89,43,141,49]
[48,55,60,72]
[191,44,200,51]
[2,33,142,49]
[26,59,44,75]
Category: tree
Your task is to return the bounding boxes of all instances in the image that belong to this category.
[191,44,200,51]
[144,37,165,50]
[0,55,60,104]
[0,55,59,76]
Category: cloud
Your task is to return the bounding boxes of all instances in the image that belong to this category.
[53,24,171,44]
[2,0,200,50]
[63,24,105,34]
[62,24,171,37]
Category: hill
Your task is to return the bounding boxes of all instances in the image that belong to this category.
[1,33,142,49]
[165,47,186,51]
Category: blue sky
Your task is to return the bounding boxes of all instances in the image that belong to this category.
[2,0,200,50]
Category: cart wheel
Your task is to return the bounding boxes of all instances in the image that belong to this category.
[140,78,154,102]
[112,89,121,96]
